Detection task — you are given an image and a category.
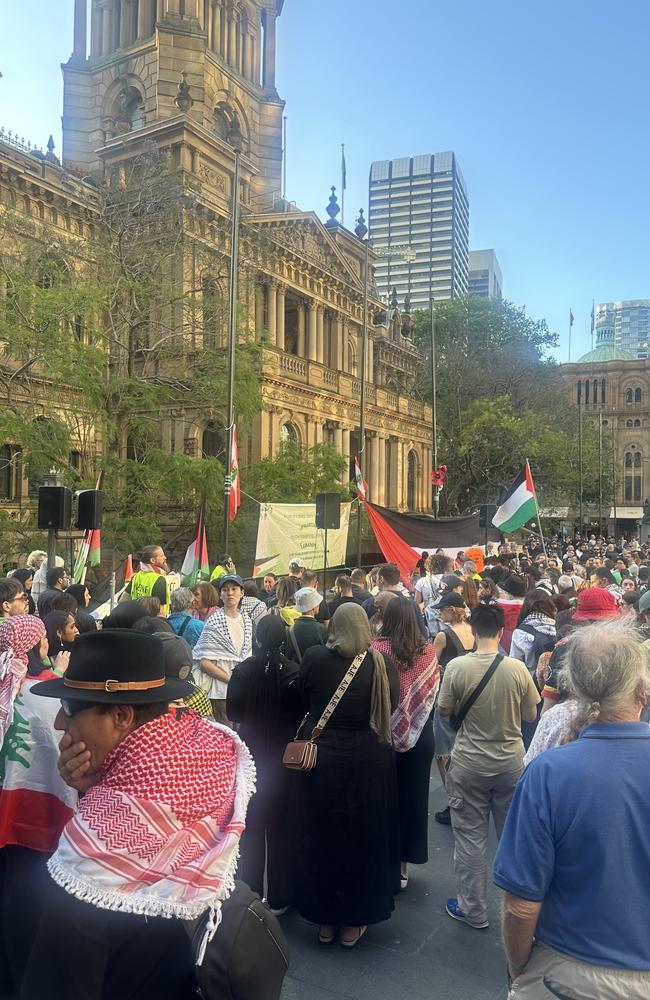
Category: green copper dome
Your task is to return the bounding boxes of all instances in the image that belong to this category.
[576,326,636,363]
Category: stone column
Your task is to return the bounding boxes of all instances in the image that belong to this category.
[276,283,286,352]
[267,282,277,345]
[307,301,318,360]
[262,8,276,88]
[252,26,260,84]
[120,0,132,46]
[388,437,399,507]
[73,0,87,60]
[333,424,343,458]
[315,422,324,445]
[316,306,324,364]
[341,320,349,373]
[297,301,306,356]
[378,436,387,505]
[259,408,271,459]
[254,285,264,339]
[243,30,253,79]
[138,0,154,36]
[227,4,237,66]
[101,1,111,54]
[369,434,380,502]
[366,337,374,382]
[341,427,351,483]
[157,0,165,20]
[335,314,344,371]
[91,0,101,55]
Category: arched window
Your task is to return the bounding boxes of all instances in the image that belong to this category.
[592,379,598,404]
[601,378,606,404]
[635,388,642,403]
[624,449,643,502]
[626,420,633,428]
[585,380,590,404]
[576,380,582,404]
[280,423,299,449]
[202,421,224,459]
[407,451,417,511]
[626,388,633,404]
[635,419,641,428]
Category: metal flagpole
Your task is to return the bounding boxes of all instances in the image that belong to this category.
[282,116,287,201]
[568,308,574,362]
[598,411,603,536]
[355,210,369,565]
[223,116,243,551]
[527,458,547,558]
[341,144,346,228]
[578,397,583,534]
[612,426,617,543]
[431,297,439,517]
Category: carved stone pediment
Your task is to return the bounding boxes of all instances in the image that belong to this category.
[248,213,364,292]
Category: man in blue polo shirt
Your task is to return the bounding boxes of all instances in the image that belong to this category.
[493,620,650,999]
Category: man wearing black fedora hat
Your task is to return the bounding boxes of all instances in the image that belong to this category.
[20,629,255,999]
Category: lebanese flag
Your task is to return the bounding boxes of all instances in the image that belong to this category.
[492,462,538,534]
[229,425,241,522]
[354,456,368,499]
[180,503,210,585]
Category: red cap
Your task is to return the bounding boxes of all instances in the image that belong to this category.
[572,587,620,622]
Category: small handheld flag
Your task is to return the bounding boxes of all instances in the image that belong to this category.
[180,503,210,586]
[354,455,368,499]
[492,462,538,534]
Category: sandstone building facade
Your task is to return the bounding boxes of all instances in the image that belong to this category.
[0,0,433,518]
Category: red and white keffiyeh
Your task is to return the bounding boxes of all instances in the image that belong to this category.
[372,638,440,752]
[0,615,45,746]
[48,711,255,920]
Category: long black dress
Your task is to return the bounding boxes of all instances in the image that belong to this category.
[227,651,301,909]
[292,647,400,927]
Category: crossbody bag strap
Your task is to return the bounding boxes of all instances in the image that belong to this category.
[455,653,503,728]
[288,625,302,663]
[311,651,366,738]
[177,615,191,638]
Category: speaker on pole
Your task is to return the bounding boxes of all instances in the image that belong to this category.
[315,492,341,530]
[37,486,73,530]
[75,489,103,530]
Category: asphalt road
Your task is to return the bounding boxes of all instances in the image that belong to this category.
[279,770,507,1000]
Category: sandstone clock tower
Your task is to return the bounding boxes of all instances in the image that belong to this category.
[62,0,284,211]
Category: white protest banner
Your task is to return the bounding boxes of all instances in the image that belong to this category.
[253,502,352,577]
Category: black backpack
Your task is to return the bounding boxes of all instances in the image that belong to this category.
[185,881,289,1000]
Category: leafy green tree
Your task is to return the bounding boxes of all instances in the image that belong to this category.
[412,296,612,518]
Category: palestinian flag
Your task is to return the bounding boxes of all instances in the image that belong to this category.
[72,529,100,585]
[229,425,241,522]
[492,463,538,533]
[180,503,210,585]
[354,456,368,499]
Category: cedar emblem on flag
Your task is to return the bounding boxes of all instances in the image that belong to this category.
[492,462,539,534]
[354,455,368,499]
[229,425,241,522]
[180,503,210,586]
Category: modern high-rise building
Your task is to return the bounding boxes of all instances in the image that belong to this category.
[468,249,503,299]
[596,301,650,359]
[368,152,470,310]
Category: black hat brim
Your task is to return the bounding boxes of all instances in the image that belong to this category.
[31,676,195,704]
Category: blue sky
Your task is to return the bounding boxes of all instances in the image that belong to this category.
[2,0,649,361]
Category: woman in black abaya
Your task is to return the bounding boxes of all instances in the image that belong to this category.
[292,603,400,948]
[227,616,300,912]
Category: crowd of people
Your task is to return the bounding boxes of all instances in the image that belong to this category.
[0,531,649,999]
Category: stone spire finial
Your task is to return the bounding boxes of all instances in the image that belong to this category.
[45,135,60,164]
[325,186,340,227]
[390,286,398,310]
[355,208,368,240]
[174,70,193,113]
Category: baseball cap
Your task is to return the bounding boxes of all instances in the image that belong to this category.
[441,574,462,590]
[289,558,306,570]
[437,592,465,609]
[217,574,244,589]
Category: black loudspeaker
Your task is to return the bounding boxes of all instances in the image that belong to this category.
[479,504,498,529]
[75,489,103,530]
[37,486,73,530]
[316,492,341,530]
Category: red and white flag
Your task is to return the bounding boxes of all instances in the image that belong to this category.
[124,554,134,583]
[229,425,241,522]
[354,455,368,499]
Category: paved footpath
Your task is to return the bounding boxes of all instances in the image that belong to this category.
[280,770,507,1000]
